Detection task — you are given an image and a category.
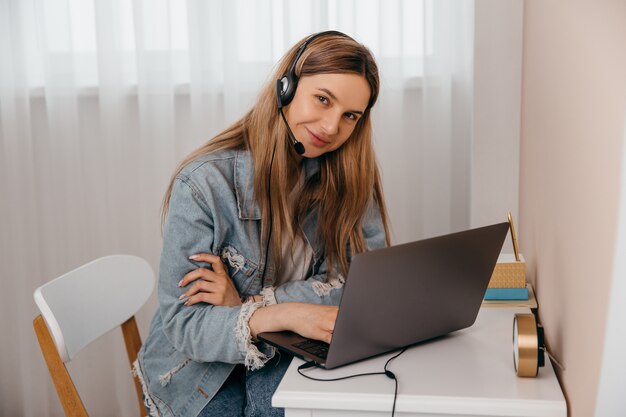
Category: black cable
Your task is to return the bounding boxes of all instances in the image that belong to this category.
[260,141,278,288]
[297,347,407,417]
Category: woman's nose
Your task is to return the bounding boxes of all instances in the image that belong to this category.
[321,112,341,136]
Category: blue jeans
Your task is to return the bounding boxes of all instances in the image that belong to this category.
[198,353,293,417]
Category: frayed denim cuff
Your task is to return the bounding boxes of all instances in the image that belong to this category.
[260,286,277,306]
[234,299,273,370]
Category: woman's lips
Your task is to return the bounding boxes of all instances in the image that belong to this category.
[306,129,330,148]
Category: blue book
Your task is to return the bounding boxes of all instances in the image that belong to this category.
[484,286,529,300]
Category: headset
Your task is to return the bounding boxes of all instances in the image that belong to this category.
[262,30,353,287]
[275,30,353,155]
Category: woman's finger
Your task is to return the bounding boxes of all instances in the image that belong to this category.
[179,267,217,287]
[184,292,218,307]
[179,279,217,300]
[182,284,240,307]
[188,253,227,275]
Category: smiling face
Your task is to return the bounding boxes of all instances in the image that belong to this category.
[284,73,371,159]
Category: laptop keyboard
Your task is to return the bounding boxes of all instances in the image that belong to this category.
[293,339,329,359]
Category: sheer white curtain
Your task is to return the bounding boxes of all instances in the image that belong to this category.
[0,0,473,415]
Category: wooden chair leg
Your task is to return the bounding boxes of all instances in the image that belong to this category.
[33,315,89,417]
[121,316,147,417]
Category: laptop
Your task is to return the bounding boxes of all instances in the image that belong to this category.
[258,222,510,369]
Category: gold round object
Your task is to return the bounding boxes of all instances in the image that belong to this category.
[512,313,540,377]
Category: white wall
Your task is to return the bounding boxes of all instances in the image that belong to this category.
[471,0,523,255]
[519,1,626,415]
[594,113,626,416]
[473,2,626,416]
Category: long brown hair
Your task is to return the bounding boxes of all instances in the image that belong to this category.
[162,32,391,276]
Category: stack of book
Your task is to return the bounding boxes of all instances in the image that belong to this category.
[484,212,528,301]
[484,253,529,300]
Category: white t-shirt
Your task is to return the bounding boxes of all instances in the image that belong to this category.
[274,174,314,286]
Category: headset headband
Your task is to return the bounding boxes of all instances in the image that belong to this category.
[277,30,352,108]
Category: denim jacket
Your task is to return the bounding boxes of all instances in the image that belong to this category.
[134,148,387,417]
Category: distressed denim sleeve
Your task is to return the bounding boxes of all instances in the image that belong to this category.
[158,177,272,369]
[268,197,388,306]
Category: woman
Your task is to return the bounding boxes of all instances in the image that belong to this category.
[134,30,391,417]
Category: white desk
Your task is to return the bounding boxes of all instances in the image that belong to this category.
[273,308,567,417]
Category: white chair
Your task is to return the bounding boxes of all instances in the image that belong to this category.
[33,255,155,417]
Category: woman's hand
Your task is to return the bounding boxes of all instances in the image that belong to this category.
[289,303,338,344]
[178,253,241,307]
[249,303,338,344]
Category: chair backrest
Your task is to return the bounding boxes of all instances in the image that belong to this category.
[33,255,155,417]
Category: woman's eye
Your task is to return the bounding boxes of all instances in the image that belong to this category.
[316,95,329,105]
[345,113,357,121]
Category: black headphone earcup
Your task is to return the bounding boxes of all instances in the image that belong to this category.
[278,74,298,108]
